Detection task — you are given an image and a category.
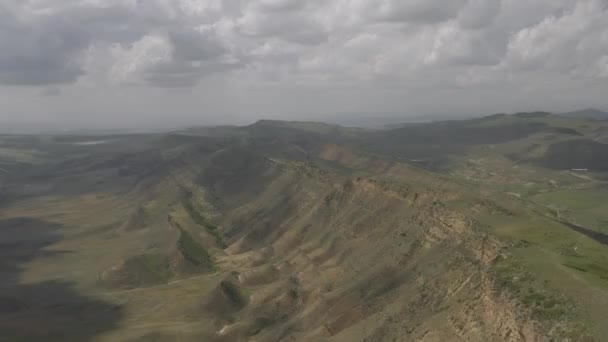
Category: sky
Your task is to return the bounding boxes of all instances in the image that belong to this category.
[0,0,607,130]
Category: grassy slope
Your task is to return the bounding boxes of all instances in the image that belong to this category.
[429,115,608,338]
[0,136,223,340]
[533,188,608,234]
[318,113,608,338]
[483,209,608,338]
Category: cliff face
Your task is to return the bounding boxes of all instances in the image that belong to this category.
[75,138,591,341]
[188,149,546,341]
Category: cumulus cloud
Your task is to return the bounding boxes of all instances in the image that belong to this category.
[0,0,240,87]
[0,0,606,92]
[504,0,608,78]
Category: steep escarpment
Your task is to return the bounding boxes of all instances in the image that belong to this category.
[87,137,594,341]
[189,151,550,341]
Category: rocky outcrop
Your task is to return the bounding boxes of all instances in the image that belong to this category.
[206,161,548,341]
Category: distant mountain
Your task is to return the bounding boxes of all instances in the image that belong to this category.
[317,112,476,128]
[559,108,608,120]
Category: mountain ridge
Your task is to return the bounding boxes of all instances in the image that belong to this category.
[1,112,608,340]
[559,108,608,120]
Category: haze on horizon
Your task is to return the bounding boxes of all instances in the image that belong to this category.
[1,0,607,130]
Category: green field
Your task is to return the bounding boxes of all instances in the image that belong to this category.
[533,188,608,234]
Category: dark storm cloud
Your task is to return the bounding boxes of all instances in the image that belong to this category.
[0,7,81,85]
[0,1,240,87]
[0,3,144,85]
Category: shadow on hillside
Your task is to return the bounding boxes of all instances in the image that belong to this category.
[560,219,608,246]
[539,139,608,172]
[364,120,547,163]
[0,217,124,341]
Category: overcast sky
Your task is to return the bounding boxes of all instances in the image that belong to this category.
[1,0,607,129]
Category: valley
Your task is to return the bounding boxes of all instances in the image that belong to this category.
[1,113,608,341]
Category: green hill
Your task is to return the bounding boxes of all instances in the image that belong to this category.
[560,108,608,120]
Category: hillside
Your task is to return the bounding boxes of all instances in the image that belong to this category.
[1,113,608,341]
[560,108,608,120]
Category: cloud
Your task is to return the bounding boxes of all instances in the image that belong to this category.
[372,0,468,24]
[0,0,606,91]
[458,0,502,29]
[235,0,329,45]
[40,87,62,97]
[424,25,502,66]
[504,0,608,78]
[0,1,240,87]
[0,2,143,85]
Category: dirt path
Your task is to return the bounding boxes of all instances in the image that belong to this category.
[568,171,594,182]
